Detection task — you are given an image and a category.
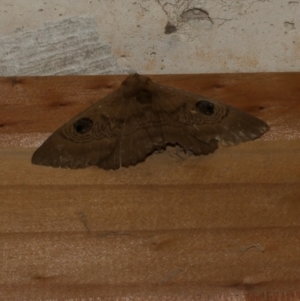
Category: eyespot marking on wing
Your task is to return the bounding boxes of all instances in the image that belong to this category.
[73,118,93,134]
[196,100,215,115]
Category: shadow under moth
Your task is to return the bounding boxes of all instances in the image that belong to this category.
[32,74,269,170]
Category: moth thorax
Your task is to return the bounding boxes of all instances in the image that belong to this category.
[136,89,153,105]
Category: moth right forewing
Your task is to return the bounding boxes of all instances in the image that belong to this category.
[213,106,270,146]
[155,84,269,147]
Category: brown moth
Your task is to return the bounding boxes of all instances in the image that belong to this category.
[32,74,269,170]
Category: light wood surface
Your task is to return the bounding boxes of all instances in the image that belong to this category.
[0,73,300,301]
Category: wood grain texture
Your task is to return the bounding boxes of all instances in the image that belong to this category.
[0,73,300,301]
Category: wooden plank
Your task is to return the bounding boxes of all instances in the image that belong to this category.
[0,73,300,145]
[0,73,300,301]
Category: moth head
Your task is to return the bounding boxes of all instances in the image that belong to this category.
[196,100,215,115]
[121,73,154,99]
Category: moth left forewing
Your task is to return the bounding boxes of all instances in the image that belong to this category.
[32,89,125,168]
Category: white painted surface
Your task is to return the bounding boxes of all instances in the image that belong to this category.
[0,0,299,75]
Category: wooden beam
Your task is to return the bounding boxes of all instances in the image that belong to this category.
[0,73,300,300]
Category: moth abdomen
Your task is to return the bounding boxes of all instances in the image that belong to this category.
[135,89,152,104]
